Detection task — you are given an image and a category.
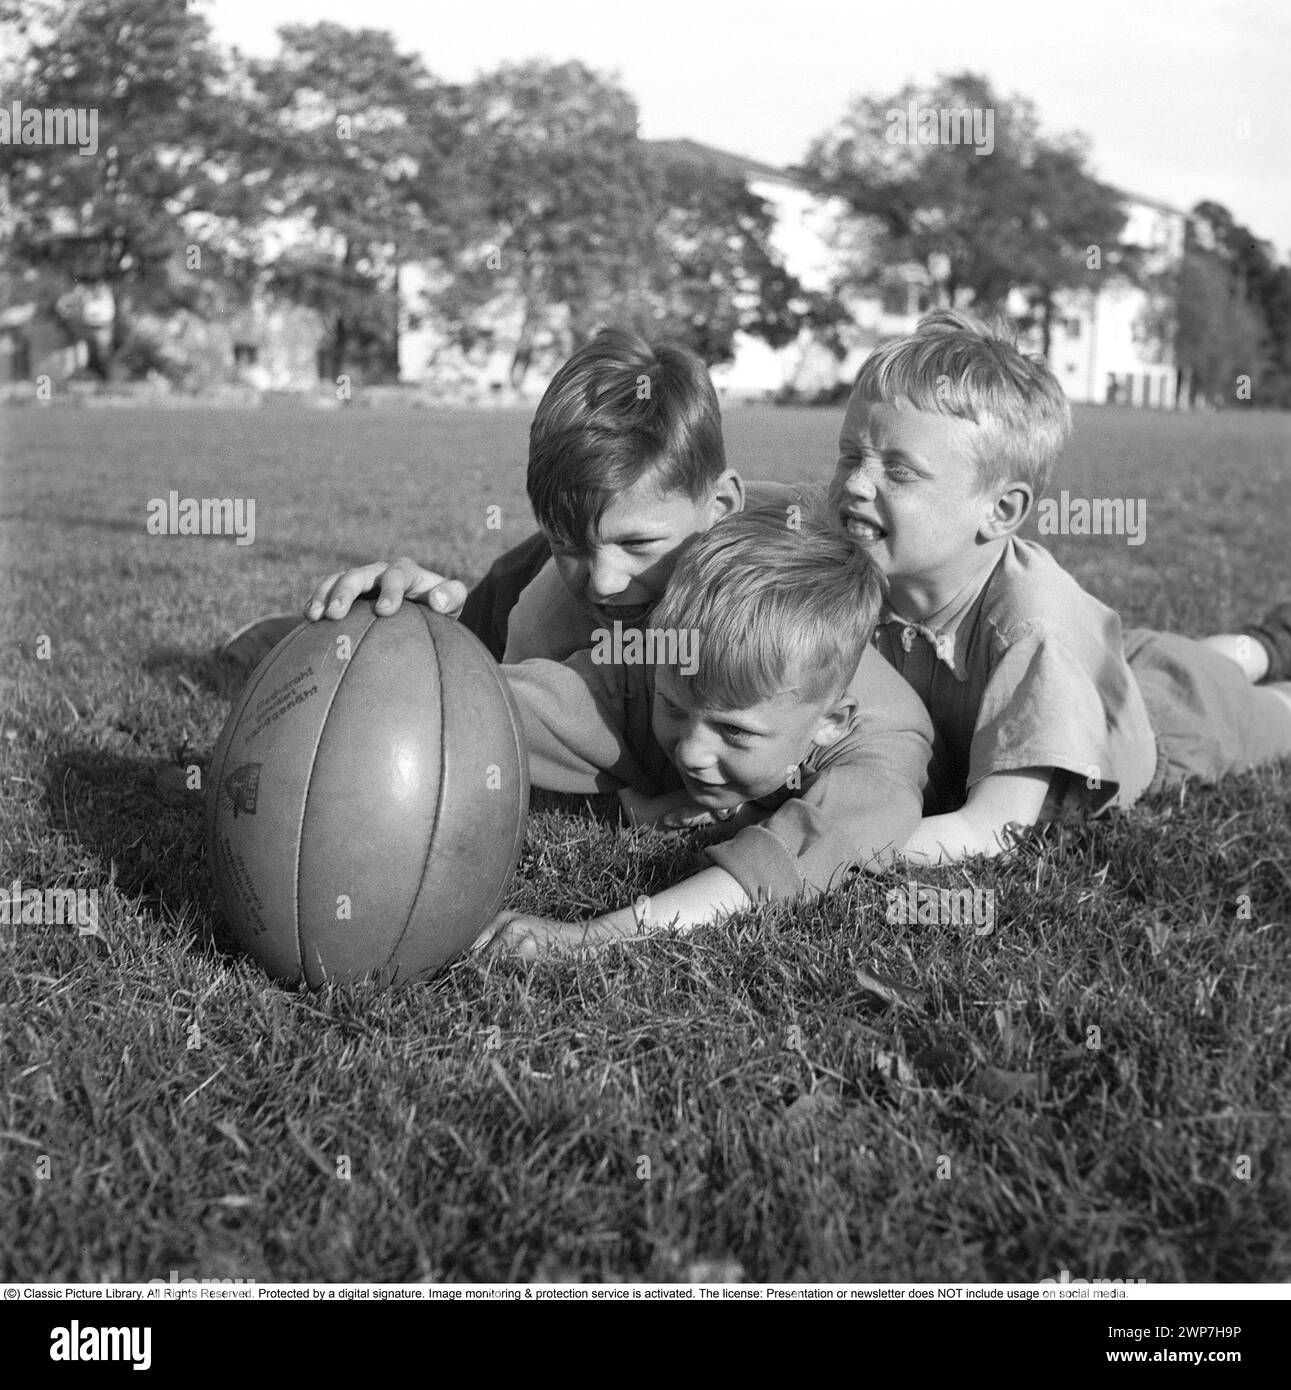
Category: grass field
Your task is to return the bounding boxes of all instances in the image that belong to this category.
[1,400,1289,1283]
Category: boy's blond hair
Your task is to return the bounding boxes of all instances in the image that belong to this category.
[649,500,881,710]
[852,309,1072,495]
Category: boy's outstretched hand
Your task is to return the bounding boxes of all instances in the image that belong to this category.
[472,911,632,960]
[305,557,467,622]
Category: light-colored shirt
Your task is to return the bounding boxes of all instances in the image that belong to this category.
[875,538,1158,816]
[502,644,933,902]
[501,480,807,663]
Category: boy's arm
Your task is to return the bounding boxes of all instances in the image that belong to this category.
[478,866,752,959]
[900,768,1053,864]
[480,729,928,959]
[502,653,661,794]
[458,531,553,660]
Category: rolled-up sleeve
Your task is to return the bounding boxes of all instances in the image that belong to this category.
[501,653,666,794]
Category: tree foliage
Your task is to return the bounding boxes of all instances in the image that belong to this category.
[430,60,658,387]
[241,22,467,383]
[802,71,1131,340]
[637,144,846,366]
[1190,202,1291,407]
[0,0,238,378]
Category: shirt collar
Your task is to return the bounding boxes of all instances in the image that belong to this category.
[877,559,1001,680]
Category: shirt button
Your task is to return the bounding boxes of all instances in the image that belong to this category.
[902,625,918,652]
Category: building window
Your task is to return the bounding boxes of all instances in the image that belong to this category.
[1061,317,1082,340]
[233,342,259,367]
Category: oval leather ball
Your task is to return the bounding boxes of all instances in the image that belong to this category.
[206,601,529,987]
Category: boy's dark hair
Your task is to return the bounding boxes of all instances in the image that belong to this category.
[527,328,726,546]
[650,497,882,711]
[851,308,1072,495]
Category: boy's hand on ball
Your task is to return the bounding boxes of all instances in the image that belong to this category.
[305,559,467,621]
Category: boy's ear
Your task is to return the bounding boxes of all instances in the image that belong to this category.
[811,691,858,749]
[707,470,744,523]
[981,481,1033,540]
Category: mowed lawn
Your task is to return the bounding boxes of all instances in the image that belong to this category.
[1,399,1289,1283]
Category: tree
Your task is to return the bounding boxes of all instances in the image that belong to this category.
[801,72,1131,330]
[436,61,659,388]
[1144,250,1266,407]
[0,0,244,379]
[1190,201,1291,408]
[1010,140,1135,356]
[636,142,847,366]
[242,23,467,385]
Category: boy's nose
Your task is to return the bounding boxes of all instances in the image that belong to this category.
[672,725,719,773]
[839,468,878,501]
[585,555,629,602]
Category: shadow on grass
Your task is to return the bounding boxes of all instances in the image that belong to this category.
[40,743,239,965]
[143,643,248,699]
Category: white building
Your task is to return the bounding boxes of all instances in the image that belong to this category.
[672,140,1187,408]
[1034,194,1187,408]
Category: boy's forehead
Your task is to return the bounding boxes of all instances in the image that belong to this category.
[597,481,703,537]
[841,394,979,466]
[655,666,806,719]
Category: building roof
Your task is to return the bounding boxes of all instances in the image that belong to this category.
[650,139,1187,223]
[646,138,803,189]
[1105,186,1191,220]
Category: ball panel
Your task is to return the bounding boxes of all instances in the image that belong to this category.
[207,608,377,982]
[208,601,530,988]
[296,606,446,986]
[386,612,531,978]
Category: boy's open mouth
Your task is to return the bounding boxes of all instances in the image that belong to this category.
[840,508,888,541]
[681,772,733,798]
[593,601,654,626]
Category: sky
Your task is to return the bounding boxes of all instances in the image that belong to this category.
[203,0,1291,259]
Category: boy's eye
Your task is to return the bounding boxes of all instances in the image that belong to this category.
[720,724,756,744]
[839,447,881,471]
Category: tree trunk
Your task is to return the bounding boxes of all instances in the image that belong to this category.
[390,258,401,381]
[106,282,128,382]
[334,317,349,392]
[509,296,536,391]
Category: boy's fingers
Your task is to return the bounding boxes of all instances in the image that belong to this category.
[379,562,465,617]
[471,911,519,953]
[306,563,386,619]
[424,578,468,616]
[304,573,344,619]
[374,566,411,614]
[326,563,390,616]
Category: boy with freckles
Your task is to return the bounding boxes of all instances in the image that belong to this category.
[828,309,1291,864]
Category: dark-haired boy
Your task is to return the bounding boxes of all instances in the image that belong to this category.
[295,328,801,664]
